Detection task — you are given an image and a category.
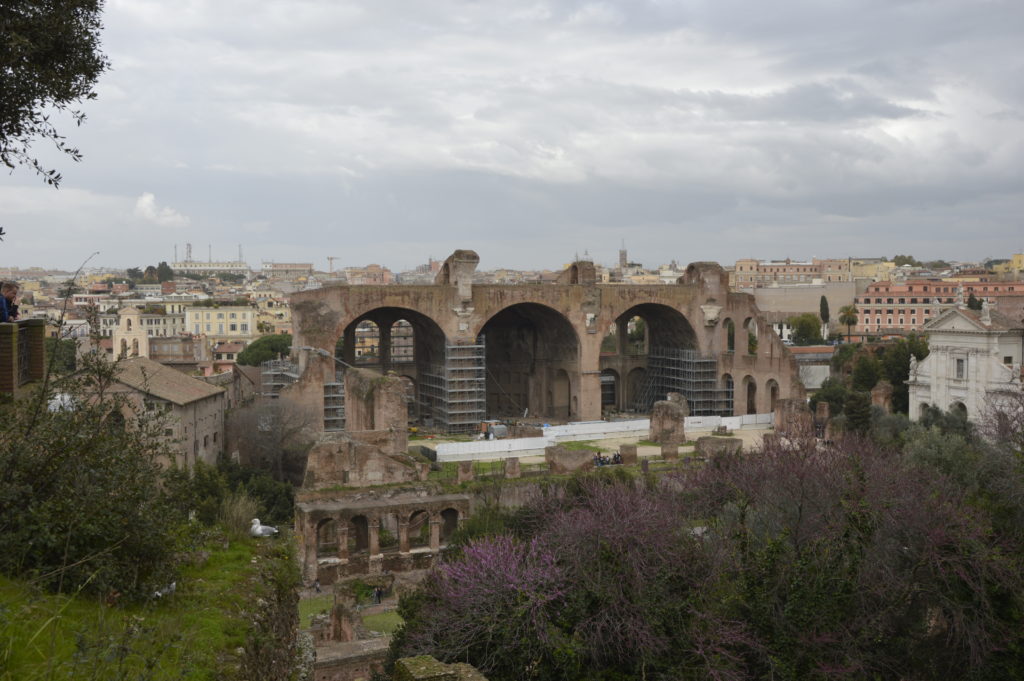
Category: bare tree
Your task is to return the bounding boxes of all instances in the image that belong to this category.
[227,398,315,485]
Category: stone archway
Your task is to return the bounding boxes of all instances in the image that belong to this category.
[339,307,449,427]
[600,369,619,411]
[440,508,459,542]
[478,303,580,420]
[316,518,337,558]
[626,367,647,409]
[348,515,369,554]
[766,378,779,413]
[409,510,430,549]
[743,375,757,415]
[722,373,735,415]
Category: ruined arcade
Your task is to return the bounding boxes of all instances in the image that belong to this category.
[286,249,804,430]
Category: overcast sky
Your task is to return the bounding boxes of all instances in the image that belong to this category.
[2,0,1023,272]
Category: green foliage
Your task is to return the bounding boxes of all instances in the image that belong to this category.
[43,337,77,375]
[893,254,923,267]
[869,410,912,449]
[0,536,286,680]
[967,292,983,310]
[600,333,617,353]
[830,341,859,373]
[0,0,109,186]
[363,610,403,634]
[627,318,645,342]
[919,404,973,440]
[809,377,849,416]
[156,261,174,282]
[163,459,294,527]
[844,390,873,434]
[236,334,292,366]
[747,331,758,355]
[819,295,830,324]
[879,333,929,413]
[219,492,260,542]
[0,359,178,599]
[787,313,823,345]
[838,304,858,340]
[851,353,882,391]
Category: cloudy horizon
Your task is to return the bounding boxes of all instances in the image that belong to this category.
[2,0,1022,272]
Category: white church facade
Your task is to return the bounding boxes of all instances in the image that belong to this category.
[907,304,1023,422]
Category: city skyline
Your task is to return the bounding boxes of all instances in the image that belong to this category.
[2,0,1023,271]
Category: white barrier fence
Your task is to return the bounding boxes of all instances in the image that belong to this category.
[436,413,775,462]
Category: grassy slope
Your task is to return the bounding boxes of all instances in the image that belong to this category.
[0,537,266,681]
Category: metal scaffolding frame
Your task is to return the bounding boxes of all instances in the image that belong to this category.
[632,346,733,416]
[324,370,345,432]
[260,359,299,399]
[418,337,486,434]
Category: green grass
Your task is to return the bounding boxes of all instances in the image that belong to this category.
[560,440,605,452]
[299,593,334,628]
[637,439,697,447]
[362,610,403,634]
[0,536,266,680]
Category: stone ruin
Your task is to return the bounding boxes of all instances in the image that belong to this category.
[871,380,894,413]
[544,444,595,475]
[648,392,688,444]
[774,397,814,435]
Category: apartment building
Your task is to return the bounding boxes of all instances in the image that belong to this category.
[853,280,957,335]
[186,305,256,346]
[733,258,852,288]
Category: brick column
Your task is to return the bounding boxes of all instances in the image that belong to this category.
[368,520,380,556]
[336,522,349,564]
[23,320,46,382]
[398,520,410,554]
[0,324,15,394]
[302,517,318,583]
[429,518,441,552]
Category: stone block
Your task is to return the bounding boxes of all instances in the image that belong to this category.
[416,462,431,481]
[649,392,688,444]
[695,436,743,460]
[660,443,679,460]
[457,461,475,483]
[774,398,813,433]
[545,445,594,475]
[871,380,894,413]
[618,443,638,465]
[504,457,521,479]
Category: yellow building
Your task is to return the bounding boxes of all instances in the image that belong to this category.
[185,305,256,346]
[850,259,896,281]
[993,253,1024,275]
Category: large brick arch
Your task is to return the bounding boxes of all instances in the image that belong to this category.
[477,302,581,420]
[337,306,449,370]
[289,254,804,425]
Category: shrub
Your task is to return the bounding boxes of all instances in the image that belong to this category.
[0,359,178,599]
[219,492,260,541]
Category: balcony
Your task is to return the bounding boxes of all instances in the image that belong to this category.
[0,319,46,395]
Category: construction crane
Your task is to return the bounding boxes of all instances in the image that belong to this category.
[327,256,340,273]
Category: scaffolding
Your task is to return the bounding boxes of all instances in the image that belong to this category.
[418,338,486,434]
[632,346,733,416]
[260,359,299,399]
[324,370,345,432]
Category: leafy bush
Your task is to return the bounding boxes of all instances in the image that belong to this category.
[219,492,260,541]
[0,358,179,599]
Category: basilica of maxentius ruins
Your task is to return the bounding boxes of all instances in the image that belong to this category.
[282,248,802,579]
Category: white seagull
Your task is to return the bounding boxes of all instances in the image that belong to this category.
[250,518,279,538]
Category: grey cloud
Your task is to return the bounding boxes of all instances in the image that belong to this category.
[2,0,1021,271]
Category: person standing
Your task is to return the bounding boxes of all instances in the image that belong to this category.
[0,282,19,322]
